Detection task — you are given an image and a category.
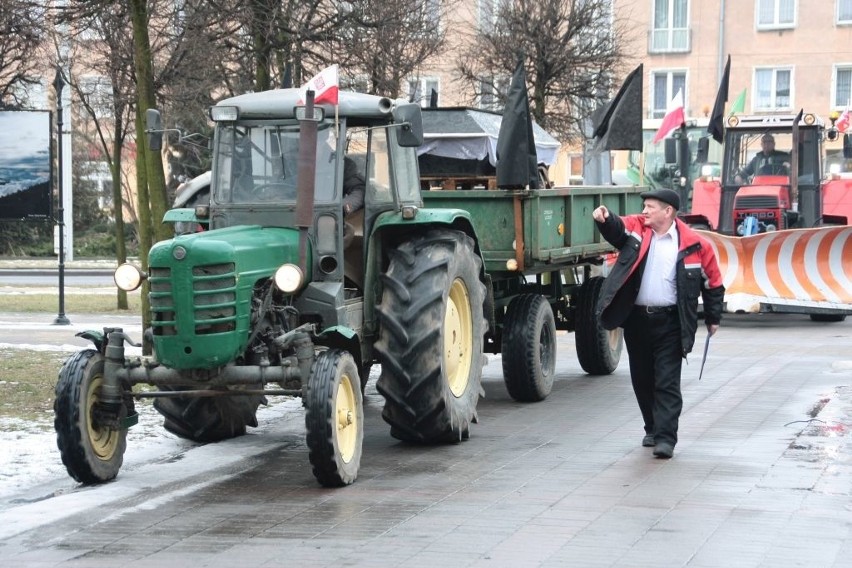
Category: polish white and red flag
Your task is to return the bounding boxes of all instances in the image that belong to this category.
[836,107,850,133]
[653,89,686,143]
[298,64,339,106]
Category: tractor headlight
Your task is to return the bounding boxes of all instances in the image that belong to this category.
[114,263,145,291]
[274,263,304,293]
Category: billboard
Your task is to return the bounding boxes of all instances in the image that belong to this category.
[0,110,52,220]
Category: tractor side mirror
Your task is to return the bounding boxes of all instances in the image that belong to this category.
[696,137,709,163]
[664,138,677,164]
[146,109,164,151]
[392,102,424,147]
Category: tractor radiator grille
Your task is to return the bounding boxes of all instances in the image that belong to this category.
[150,263,237,336]
[735,196,779,209]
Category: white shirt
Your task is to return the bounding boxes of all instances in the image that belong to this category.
[635,222,678,306]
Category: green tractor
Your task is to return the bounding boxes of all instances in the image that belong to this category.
[54,89,640,488]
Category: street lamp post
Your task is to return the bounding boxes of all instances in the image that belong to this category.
[52,66,70,326]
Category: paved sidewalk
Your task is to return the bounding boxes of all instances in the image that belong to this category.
[1,315,850,567]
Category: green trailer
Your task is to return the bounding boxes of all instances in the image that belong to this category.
[54,90,642,490]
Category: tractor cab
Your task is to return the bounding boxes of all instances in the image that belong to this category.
[689,113,825,234]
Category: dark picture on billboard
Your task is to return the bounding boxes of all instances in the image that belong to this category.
[0,110,52,220]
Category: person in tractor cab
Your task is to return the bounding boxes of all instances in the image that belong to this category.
[342,155,365,216]
[735,133,791,183]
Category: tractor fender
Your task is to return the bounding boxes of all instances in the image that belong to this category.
[75,330,106,353]
[371,208,484,264]
[316,326,362,366]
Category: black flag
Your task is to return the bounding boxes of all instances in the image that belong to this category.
[496,58,539,189]
[708,55,731,143]
[593,64,643,152]
[282,62,293,89]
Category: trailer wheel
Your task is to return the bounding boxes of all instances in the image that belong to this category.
[359,363,373,395]
[305,350,363,487]
[575,276,622,375]
[809,313,847,322]
[375,229,486,443]
[54,350,127,484]
[501,294,556,402]
[153,388,263,443]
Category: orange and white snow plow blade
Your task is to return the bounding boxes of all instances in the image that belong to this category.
[699,227,852,314]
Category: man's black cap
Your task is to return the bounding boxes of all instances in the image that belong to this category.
[640,188,680,211]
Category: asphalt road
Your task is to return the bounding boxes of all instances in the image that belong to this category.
[1,314,851,566]
[0,268,115,287]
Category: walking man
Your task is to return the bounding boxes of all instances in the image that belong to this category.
[592,189,725,459]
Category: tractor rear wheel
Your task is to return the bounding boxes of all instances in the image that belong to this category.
[375,229,486,443]
[305,350,363,486]
[575,276,622,375]
[154,387,263,443]
[54,350,128,484]
[501,294,556,402]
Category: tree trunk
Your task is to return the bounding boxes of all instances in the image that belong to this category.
[129,0,169,245]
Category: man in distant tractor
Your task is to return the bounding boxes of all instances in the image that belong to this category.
[592,189,725,459]
[735,133,791,183]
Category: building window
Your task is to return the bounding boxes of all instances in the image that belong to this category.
[651,71,686,119]
[651,0,690,53]
[754,67,792,110]
[757,0,795,30]
[423,0,440,28]
[568,154,584,185]
[478,76,509,111]
[81,161,114,211]
[839,0,852,24]
[479,0,500,33]
[408,77,440,108]
[833,66,852,108]
[78,76,114,118]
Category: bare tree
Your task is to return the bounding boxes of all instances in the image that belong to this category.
[336,0,449,97]
[0,1,47,109]
[56,2,139,309]
[456,0,632,143]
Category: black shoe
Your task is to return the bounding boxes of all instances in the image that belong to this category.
[642,435,655,447]
[653,442,674,459]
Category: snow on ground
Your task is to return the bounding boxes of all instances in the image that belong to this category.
[0,395,304,501]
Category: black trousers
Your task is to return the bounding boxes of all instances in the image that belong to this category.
[622,307,683,446]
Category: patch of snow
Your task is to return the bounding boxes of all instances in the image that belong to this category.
[0,395,304,503]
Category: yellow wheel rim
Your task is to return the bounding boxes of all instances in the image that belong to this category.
[86,376,120,461]
[335,372,359,463]
[444,278,473,397]
[608,329,621,351]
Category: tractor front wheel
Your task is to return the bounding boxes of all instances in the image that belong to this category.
[54,350,128,484]
[305,350,363,487]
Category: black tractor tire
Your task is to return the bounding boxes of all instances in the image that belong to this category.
[305,350,363,487]
[809,313,847,322]
[375,229,487,443]
[501,294,556,402]
[575,276,623,375]
[54,350,127,484]
[153,387,263,443]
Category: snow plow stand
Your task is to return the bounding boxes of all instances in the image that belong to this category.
[700,226,852,319]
